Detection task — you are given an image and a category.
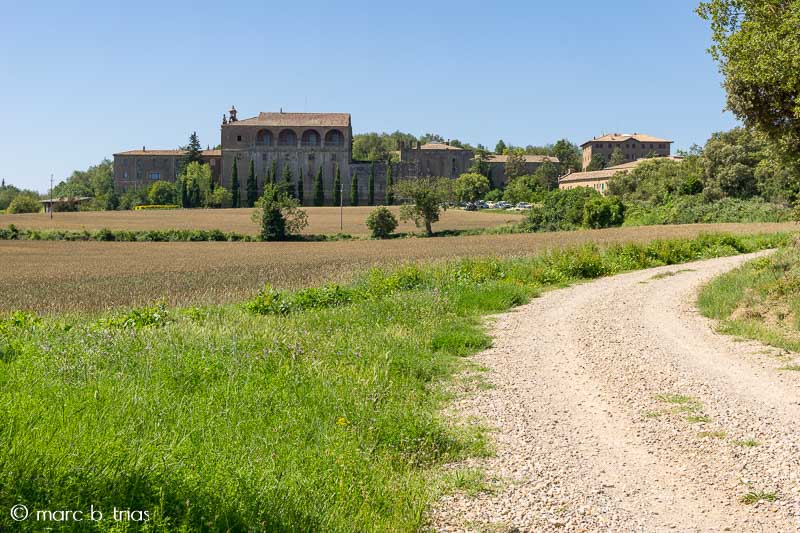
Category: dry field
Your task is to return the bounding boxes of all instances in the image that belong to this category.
[0,206,523,236]
[0,222,795,314]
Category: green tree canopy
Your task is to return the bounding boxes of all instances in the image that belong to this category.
[147,181,177,205]
[393,176,453,236]
[252,183,308,241]
[454,173,490,202]
[504,150,527,180]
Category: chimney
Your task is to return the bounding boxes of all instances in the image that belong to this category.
[142,145,146,151]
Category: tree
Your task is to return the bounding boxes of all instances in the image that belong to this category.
[607,147,626,167]
[148,181,177,205]
[385,164,394,205]
[179,161,213,208]
[207,186,232,208]
[698,1,800,163]
[269,160,277,186]
[333,165,342,206]
[469,147,491,177]
[504,150,527,180]
[586,153,607,171]
[551,139,582,173]
[365,206,398,238]
[455,173,490,202]
[297,168,304,206]
[314,165,324,206]
[283,164,294,199]
[231,159,240,208]
[246,159,258,207]
[6,194,41,214]
[178,177,187,208]
[419,133,445,144]
[703,127,763,198]
[503,175,542,204]
[393,176,453,236]
[252,183,309,241]
[368,162,375,205]
[181,132,203,168]
[533,158,562,190]
[582,196,626,229]
[350,170,359,206]
[495,139,507,154]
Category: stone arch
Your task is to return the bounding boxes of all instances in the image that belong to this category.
[325,129,344,147]
[301,129,321,147]
[256,129,273,146]
[278,129,297,147]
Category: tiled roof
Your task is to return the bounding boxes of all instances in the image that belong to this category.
[558,156,682,183]
[419,142,469,151]
[234,112,351,128]
[488,154,560,164]
[114,149,221,157]
[580,133,673,147]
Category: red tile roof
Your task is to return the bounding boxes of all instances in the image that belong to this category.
[581,133,673,147]
[233,112,351,128]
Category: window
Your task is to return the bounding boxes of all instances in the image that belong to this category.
[301,130,321,147]
[123,171,128,179]
[331,153,337,161]
[237,135,242,142]
[149,172,160,180]
[278,129,297,146]
[262,154,267,161]
[325,129,344,147]
[256,130,273,146]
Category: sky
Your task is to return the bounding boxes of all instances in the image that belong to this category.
[0,0,738,192]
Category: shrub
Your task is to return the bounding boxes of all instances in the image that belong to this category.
[148,180,177,205]
[6,194,41,214]
[582,196,625,229]
[365,206,398,239]
[252,183,308,241]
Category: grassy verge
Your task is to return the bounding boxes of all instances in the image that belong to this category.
[0,232,790,531]
[698,244,800,352]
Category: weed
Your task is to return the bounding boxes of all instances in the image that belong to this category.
[734,439,760,447]
[740,490,777,504]
[697,430,726,439]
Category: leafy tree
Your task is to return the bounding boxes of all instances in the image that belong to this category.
[582,196,626,228]
[607,147,626,167]
[352,131,417,161]
[586,153,607,171]
[179,162,212,208]
[495,139,507,154]
[393,176,453,236]
[368,162,375,205]
[504,150,527,180]
[455,173,490,202]
[385,164,394,205]
[148,181,177,205]
[230,159,240,207]
[51,159,115,211]
[551,139,582,173]
[469,147,491,177]
[419,133,445,144]
[6,194,41,214]
[0,182,39,212]
[503,175,542,204]
[314,165,324,206]
[181,132,203,168]
[533,158,562,190]
[608,158,704,203]
[333,165,342,206]
[206,186,232,208]
[252,183,309,241]
[703,127,764,199]
[365,206,398,238]
[297,168,304,206]
[246,160,258,207]
[283,164,294,199]
[118,188,148,210]
[350,170,359,206]
[520,188,602,232]
[698,1,800,163]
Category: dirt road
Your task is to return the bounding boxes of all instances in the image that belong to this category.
[432,252,800,532]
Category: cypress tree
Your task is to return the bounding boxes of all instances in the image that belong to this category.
[246,159,257,207]
[178,176,187,208]
[368,161,375,205]
[231,159,240,208]
[297,168,304,206]
[333,165,341,206]
[350,169,358,206]
[314,165,324,206]
[270,160,277,185]
[283,164,294,198]
[385,163,394,205]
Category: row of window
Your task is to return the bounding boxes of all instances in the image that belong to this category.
[234,128,345,147]
[595,142,666,149]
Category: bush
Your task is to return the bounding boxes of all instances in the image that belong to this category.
[6,194,41,214]
[148,180,177,205]
[252,184,308,241]
[582,196,626,229]
[365,206,398,238]
[519,187,601,232]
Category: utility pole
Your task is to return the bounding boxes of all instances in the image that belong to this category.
[49,174,53,220]
[339,178,344,232]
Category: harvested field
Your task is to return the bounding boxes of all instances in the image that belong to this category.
[0,206,523,236]
[0,223,794,314]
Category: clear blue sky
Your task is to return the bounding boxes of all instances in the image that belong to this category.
[1,0,737,192]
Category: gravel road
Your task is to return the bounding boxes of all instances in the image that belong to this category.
[431,252,800,532]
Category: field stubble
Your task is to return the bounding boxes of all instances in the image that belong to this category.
[1,223,795,313]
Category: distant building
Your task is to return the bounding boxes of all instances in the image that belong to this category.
[581,133,672,170]
[485,154,559,188]
[558,156,683,195]
[113,149,221,192]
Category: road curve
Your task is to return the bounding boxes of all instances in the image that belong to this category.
[432,252,800,532]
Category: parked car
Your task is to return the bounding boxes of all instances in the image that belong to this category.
[463,202,478,211]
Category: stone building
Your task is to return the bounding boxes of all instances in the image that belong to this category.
[559,156,682,195]
[485,154,559,188]
[581,133,672,170]
[113,149,221,192]
[398,141,473,179]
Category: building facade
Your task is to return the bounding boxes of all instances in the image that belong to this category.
[581,133,672,170]
[113,149,221,192]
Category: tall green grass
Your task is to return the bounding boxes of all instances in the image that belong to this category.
[698,245,800,352]
[0,232,790,531]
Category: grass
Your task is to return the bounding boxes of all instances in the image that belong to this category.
[649,268,695,280]
[0,231,791,531]
[0,206,524,237]
[1,224,794,314]
[740,490,778,505]
[697,430,726,439]
[733,439,760,447]
[779,364,800,371]
[698,245,800,353]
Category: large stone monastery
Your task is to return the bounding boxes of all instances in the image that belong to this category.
[113,107,555,205]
